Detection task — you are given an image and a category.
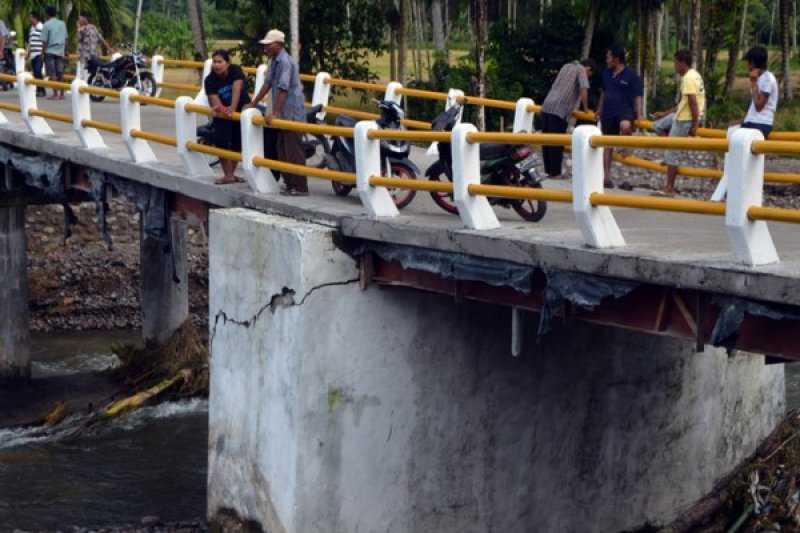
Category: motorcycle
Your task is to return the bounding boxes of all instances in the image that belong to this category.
[0,31,18,91]
[86,45,156,102]
[325,99,418,210]
[425,104,547,222]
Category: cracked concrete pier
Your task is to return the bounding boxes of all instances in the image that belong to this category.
[207,208,784,532]
[141,219,189,346]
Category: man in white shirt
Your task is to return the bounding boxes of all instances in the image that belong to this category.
[730,46,778,139]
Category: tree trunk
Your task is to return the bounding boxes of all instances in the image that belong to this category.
[769,0,777,46]
[654,4,664,98]
[432,0,447,56]
[390,25,397,81]
[690,0,703,72]
[580,0,598,59]
[724,0,747,96]
[781,0,793,100]
[673,0,682,55]
[472,0,486,130]
[290,0,299,64]
[399,0,409,83]
[186,0,207,59]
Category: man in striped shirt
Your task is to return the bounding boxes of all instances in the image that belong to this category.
[540,58,597,179]
[27,12,45,96]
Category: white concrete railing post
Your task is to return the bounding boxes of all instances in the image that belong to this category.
[175,96,214,177]
[571,125,625,247]
[70,79,106,149]
[240,108,279,194]
[254,64,267,99]
[711,125,739,202]
[75,62,83,81]
[427,88,464,156]
[311,72,331,120]
[725,128,779,266]
[17,73,52,135]
[354,120,399,218]
[14,49,26,74]
[194,59,212,105]
[151,55,165,98]
[513,98,535,133]
[120,87,157,162]
[451,123,500,230]
[384,81,403,105]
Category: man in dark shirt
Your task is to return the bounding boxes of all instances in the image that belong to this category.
[597,45,643,188]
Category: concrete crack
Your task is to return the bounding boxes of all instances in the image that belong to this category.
[210,278,359,346]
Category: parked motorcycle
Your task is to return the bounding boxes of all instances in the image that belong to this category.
[0,31,18,91]
[425,104,547,222]
[86,45,156,102]
[326,99,417,210]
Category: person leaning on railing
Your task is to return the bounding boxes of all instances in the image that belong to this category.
[205,49,250,185]
[540,58,597,180]
[27,11,46,96]
[243,29,308,196]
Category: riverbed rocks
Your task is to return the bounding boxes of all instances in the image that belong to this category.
[25,201,208,333]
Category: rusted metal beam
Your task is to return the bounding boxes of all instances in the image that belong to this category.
[371,256,800,361]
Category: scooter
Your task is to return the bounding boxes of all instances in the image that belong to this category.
[326,99,418,210]
[425,104,547,222]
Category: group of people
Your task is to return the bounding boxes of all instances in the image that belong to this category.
[9,8,113,99]
[541,45,779,196]
[203,29,308,195]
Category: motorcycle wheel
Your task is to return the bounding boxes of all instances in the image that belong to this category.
[326,155,354,197]
[87,74,106,102]
[383,162,416,210]
[509,169,547,222]
[426,161,459,215]
[132,72,157,97]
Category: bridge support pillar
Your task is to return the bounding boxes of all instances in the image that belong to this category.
[0,204,30,384]
[140,219,188,346]
[208,208,785,533]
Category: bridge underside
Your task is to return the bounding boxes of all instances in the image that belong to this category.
[359,244,800,362]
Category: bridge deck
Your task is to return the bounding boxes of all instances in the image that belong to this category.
[0,93,799,310]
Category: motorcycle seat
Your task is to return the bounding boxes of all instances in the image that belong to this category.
[88,55,115,68]
[479,143,511,160]
[335,115,358,128]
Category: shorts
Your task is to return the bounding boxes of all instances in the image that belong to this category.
[600,110,636,135]
[664,120,694,166]
[44,54,64,79]
[210,116,242,152]
[741,121,773,139]
[652,112,675,135]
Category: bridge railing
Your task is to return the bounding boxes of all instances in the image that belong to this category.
[1,69,800,269]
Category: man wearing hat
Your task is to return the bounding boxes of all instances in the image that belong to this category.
[246,29,308,196]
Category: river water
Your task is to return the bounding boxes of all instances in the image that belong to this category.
[0,331,208,530]
[0,332,798,530]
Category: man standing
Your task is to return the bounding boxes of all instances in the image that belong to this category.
[596,45,644,188]
[651,50,705,197]
[730,46,778,139]
[540,58,597,179]
[245,29,307,196]
[41,6,67,100]
[0,19,8,56]
[27,12,45,96]
[77,13,113,81]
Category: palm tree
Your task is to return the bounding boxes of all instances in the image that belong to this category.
[186,0,207,58]
[780,0,792,100]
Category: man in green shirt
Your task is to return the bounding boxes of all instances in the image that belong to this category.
[41,6,67,99]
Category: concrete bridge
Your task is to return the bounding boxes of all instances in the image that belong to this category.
[0,73,798,531]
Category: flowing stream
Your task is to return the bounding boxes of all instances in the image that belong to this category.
[0,331,207,530]
[0,332,798,530]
